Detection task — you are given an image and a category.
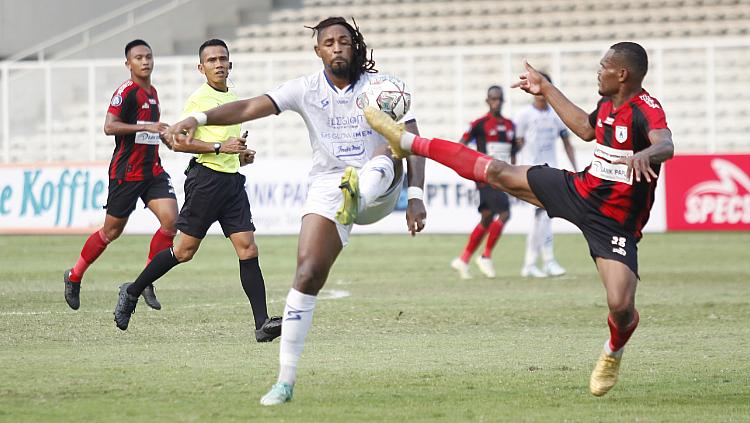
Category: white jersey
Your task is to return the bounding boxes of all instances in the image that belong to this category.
[267,70,416,178]
[514,104,569,168]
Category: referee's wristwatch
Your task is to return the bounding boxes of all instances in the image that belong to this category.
[213,142,221,155]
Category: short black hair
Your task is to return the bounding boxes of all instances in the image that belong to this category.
[307,17,376,86]
[199,39,229,61]
[487,85,503,98]
[125,39,151,58]
[610,41,648,80]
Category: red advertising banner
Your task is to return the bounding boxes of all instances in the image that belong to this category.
[665,154,750,231]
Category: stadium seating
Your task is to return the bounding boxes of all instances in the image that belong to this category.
[4,0,750,162]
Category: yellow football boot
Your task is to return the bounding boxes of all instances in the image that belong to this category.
[363,106,408,159]
[589,348,623,396]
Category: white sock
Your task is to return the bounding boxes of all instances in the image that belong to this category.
[523,228,537,268]
[358,155,395,210]
[524,208,542,268]
[603,339,624,357]
[277,288,317,385]
[400,132,416,151]
[537,213,555,263]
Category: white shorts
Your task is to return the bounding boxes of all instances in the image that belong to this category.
[300,168,404,246]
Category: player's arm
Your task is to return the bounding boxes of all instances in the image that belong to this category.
[170,133,247,155]
[613,129,674,183]
[104,113,168,136]
[167,95,277,144]
[404,120,427,236]
[512,60,595,141]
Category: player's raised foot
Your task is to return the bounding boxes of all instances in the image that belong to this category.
[450,258,472,280]
[336,166,359,225]
[544,260,566,277]
[63,269,81,310]
[260,382,294,406]
[256,316,283,342]
[589,344,624,396]
[113,283,139,331]
[475,256,496,278]
[141,284,162,310]
[363,106,408,159]
[521,265,548,278]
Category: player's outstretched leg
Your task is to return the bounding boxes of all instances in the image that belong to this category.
[365,106,494,184]
[63,269,81,310]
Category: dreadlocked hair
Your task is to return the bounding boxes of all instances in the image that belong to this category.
[306,17,377,86]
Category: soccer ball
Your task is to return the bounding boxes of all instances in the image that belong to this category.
[357,75,411,121]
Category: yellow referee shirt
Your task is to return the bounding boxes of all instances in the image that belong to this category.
[181,83,241,173]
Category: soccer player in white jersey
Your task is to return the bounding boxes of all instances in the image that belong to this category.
[166,17,427,406]
[515,72,577,278]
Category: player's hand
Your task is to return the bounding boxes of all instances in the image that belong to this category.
[406,199,427,236]
[221,137,248,154]
[159,131,173,150]
[239,150,256,166]
[166,117,199,145]
[511,59,544,95]
[613,152,658,183]
[145,122,170,134]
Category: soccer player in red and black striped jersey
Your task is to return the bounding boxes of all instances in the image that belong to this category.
[364,42,674,397]
[451,86,518,280]
[63,39,178,311]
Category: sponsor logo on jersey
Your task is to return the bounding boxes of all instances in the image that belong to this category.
[604,116,614,125]
[141,102,150,109]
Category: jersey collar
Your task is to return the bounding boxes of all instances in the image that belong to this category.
[323,70,354,94]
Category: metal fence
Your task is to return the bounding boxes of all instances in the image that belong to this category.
[1,37,749,165]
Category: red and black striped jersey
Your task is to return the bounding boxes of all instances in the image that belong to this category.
[107,79,164,181]
[573,89,669,239]
[461,113,518,162]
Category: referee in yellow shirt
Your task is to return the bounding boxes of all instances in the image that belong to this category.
[113,39,282,341]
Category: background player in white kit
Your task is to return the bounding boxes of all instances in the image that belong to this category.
[515,72,577,278]
[165,17,427,406]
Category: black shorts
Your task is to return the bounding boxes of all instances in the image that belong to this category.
[527,165,639,276]
[176,163,256,239]
[477,184,510,214]
[105,172,176,218]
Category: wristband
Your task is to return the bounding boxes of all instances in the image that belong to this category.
[407,186,424,201]
[189,112,208,126]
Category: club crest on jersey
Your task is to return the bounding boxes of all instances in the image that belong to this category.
[615,126,628,143]
[111,95,122,107]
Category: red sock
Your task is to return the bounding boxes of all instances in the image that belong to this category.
[412,137,492,183]
[70,229,110,282]
[148,227,176,263]
[608,309,640,352]
[460,223,488,262]
[482,219,505,257]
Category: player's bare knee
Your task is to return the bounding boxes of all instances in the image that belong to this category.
[173,245,196,263]
[294,262,327,294]
[608,301,635,324]
[238,243,259,260]
[103,227,124,241]
[498,210,510,223]
[486,160,518,192]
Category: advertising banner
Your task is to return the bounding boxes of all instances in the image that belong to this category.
[665,155,750,231]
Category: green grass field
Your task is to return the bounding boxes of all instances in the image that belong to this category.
[1,232,749,422]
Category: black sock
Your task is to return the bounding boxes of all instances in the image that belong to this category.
[127,248,179,297]
[239,257,269,330]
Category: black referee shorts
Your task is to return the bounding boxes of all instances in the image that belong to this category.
[105,172,176,218]
[477,184,510,214]
[527,165,639,277]
[176,163,256,239]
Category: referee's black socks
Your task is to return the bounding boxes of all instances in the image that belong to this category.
[239,257,269,330]
[127,248,180,297]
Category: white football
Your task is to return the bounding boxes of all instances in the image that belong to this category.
[357,75,411,121]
